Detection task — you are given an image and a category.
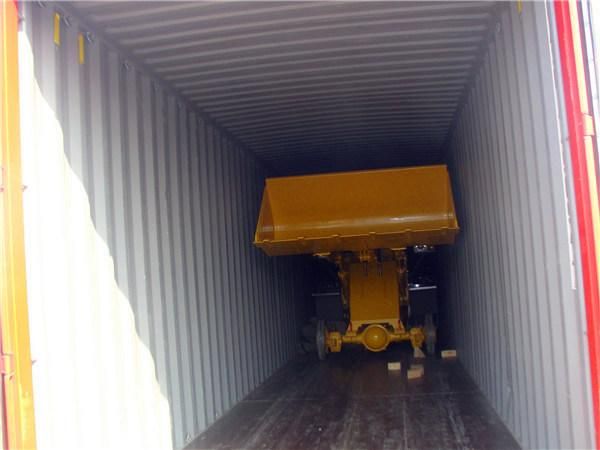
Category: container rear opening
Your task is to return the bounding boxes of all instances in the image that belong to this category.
[17,1,596,450]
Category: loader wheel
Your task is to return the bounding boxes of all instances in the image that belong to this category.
[426,337,436,356]
[316,320,327,361]
[424,314,436,356]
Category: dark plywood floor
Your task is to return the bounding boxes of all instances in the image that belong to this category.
[188,345,520,450]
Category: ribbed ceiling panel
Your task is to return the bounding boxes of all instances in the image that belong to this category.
[69,1,498,174]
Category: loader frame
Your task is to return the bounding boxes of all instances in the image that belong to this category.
[318,249,425,355]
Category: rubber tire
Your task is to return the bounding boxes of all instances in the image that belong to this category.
[316,320,327,361]
[426,339,436,356]
[424,314,436,356]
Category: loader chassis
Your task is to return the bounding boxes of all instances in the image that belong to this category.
[321,249,425,355]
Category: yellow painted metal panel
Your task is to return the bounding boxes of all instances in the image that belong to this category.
[349,261,399,325]
[255,165,459,256]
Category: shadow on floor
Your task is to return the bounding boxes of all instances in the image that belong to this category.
[188,344,520,450]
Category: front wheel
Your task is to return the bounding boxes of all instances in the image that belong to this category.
[424,314,436,356]
[316,320,327,360]
[426,338,436,356]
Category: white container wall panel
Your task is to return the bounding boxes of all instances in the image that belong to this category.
[19,3,308,449]
[442,2,594,449]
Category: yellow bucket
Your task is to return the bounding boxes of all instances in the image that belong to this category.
[254,165,459,256]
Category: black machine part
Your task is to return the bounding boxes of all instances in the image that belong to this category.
[313,291,345,321]
[408,284,438,315]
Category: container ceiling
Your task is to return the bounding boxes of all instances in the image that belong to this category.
[67,1,499,174]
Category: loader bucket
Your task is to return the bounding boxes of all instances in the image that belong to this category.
[254,165,459,256]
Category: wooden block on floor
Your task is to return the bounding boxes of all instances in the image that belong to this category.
[410,363,423,371]
[387,361,402,371]
[441,349,457,359]
[407,365,424,379]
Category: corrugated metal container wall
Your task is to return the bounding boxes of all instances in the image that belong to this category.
[62,1,500,176]
[18,3,308,448]
[442,2,594,449]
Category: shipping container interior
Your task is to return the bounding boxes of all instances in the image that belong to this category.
[18,1,595,449]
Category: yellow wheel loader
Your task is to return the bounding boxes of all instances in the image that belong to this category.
[254,165,459,358]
